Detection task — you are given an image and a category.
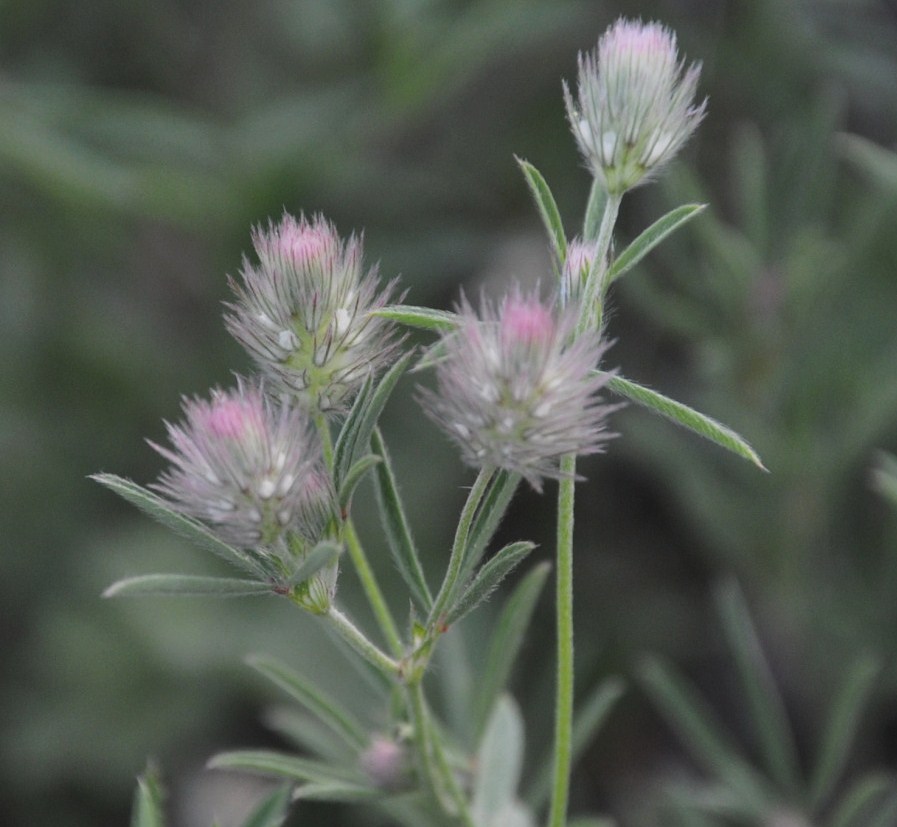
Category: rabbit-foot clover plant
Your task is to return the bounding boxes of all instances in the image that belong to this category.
[100,17,766,827]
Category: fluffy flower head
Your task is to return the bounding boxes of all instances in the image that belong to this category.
[150,381,331,549]
[565,18,706,194]
[226,213,400,413]
[420,290,615,489]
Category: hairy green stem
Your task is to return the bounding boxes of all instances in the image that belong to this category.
[428,466,496,627]
[408,682,474,826]
[548,190,622,827]
[547,455,576,827]
[325,605,401,678]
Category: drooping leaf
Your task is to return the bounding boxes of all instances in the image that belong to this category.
[105,574,270,598]
[472,695,526,826]
[809,653,880,809]
[91,474,262,575]
[446,542,536,627]
[598,373,766,470]
[607,204,706,284]
[334,351,414,487]
[372,305,460,332]
[516,157,567,266]
[714,579,800,792]
[371,428,433,610]
[247,654,367,750]
[473,563,550,739]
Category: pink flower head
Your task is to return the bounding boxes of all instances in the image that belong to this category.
[420,289,616,490]
[226,212,401,414]
[565,18,706,194]
[150,381,333,549]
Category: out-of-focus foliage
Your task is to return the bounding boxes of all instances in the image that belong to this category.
[3,1,897,826]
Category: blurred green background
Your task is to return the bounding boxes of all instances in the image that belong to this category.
[4,0,897,824]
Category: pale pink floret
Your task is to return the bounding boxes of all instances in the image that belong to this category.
[274,216,338,272]
[201,396,265,441]
[420,289,616,489]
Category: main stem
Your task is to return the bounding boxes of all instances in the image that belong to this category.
[547,190,621,827]
[547,455,577,827]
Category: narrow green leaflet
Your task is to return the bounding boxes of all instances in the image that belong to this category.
[372,305,460,332]
[293,782,380,802]
[288,540,342,586]
[872,452,897,509]
[461,470,522,584]
[809,653,880,809]
[583,177,609,244]
[607,204,706,284]
[91,473,262,575]
[515,157,567,266]
[131,766,165,827]
[247,654,368,750]
[830,772,894,827]
[209,750,361,785]
[714,580,800,792]
[240,786,292,827]
[334,350,414,487]
[338,454,382,510]
[473,563,550,739]
[639,657,774,815]
[371,428,433,610]
[472,695,526,827]
[598,373,766,470]
[528,677,625,809]
[446,542,535,627]
[105,574,270,598]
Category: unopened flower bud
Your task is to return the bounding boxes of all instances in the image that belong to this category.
[420,290,616,490]
[226,213,401,414]
[565,18,706,195]
[561,239,600,306]
[150,381,324,550]
[360,736,409,791]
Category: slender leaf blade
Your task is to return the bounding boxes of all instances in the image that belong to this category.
[240,786,292,827]
[338,454,382,510]
[288,540,342,586]
[92,473,261,574]
[830,772,894,827]
[639,656,774,815]
[473,563,550,738]
[105,574,270,598]
[809,654,880,809]
[131,765,165,827]
[461,470,521,584]
[209,750,360,785]
[446,542,535,626]
[293,781,380,802]
[472,695,526,826]
[599,373,766,470]
[516,157,567,265]
[607,204,706,283]
[247,654,367,750]
[714,579,801,792]
[583,177,609,243]
[371,428,433,610]
[372,305,460,332]
[872,452,897,509]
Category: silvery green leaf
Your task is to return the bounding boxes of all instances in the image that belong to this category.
[209,750,360,785]
[288,541,342,586]
[131,765,165,827]
[598,373,766,470]
[872,452,897,509]
[293,781,380,802]
[607,204,706,284]
[461,470,521,583]
[91,473,262,575]
[104,574,270,598]
[516,157,566,266]
[583,177,609,243]
[371,428,433,610]
[472,695,525,826]
[338,454,382,510]
[446,542,535,626]
[372,305,460,332]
